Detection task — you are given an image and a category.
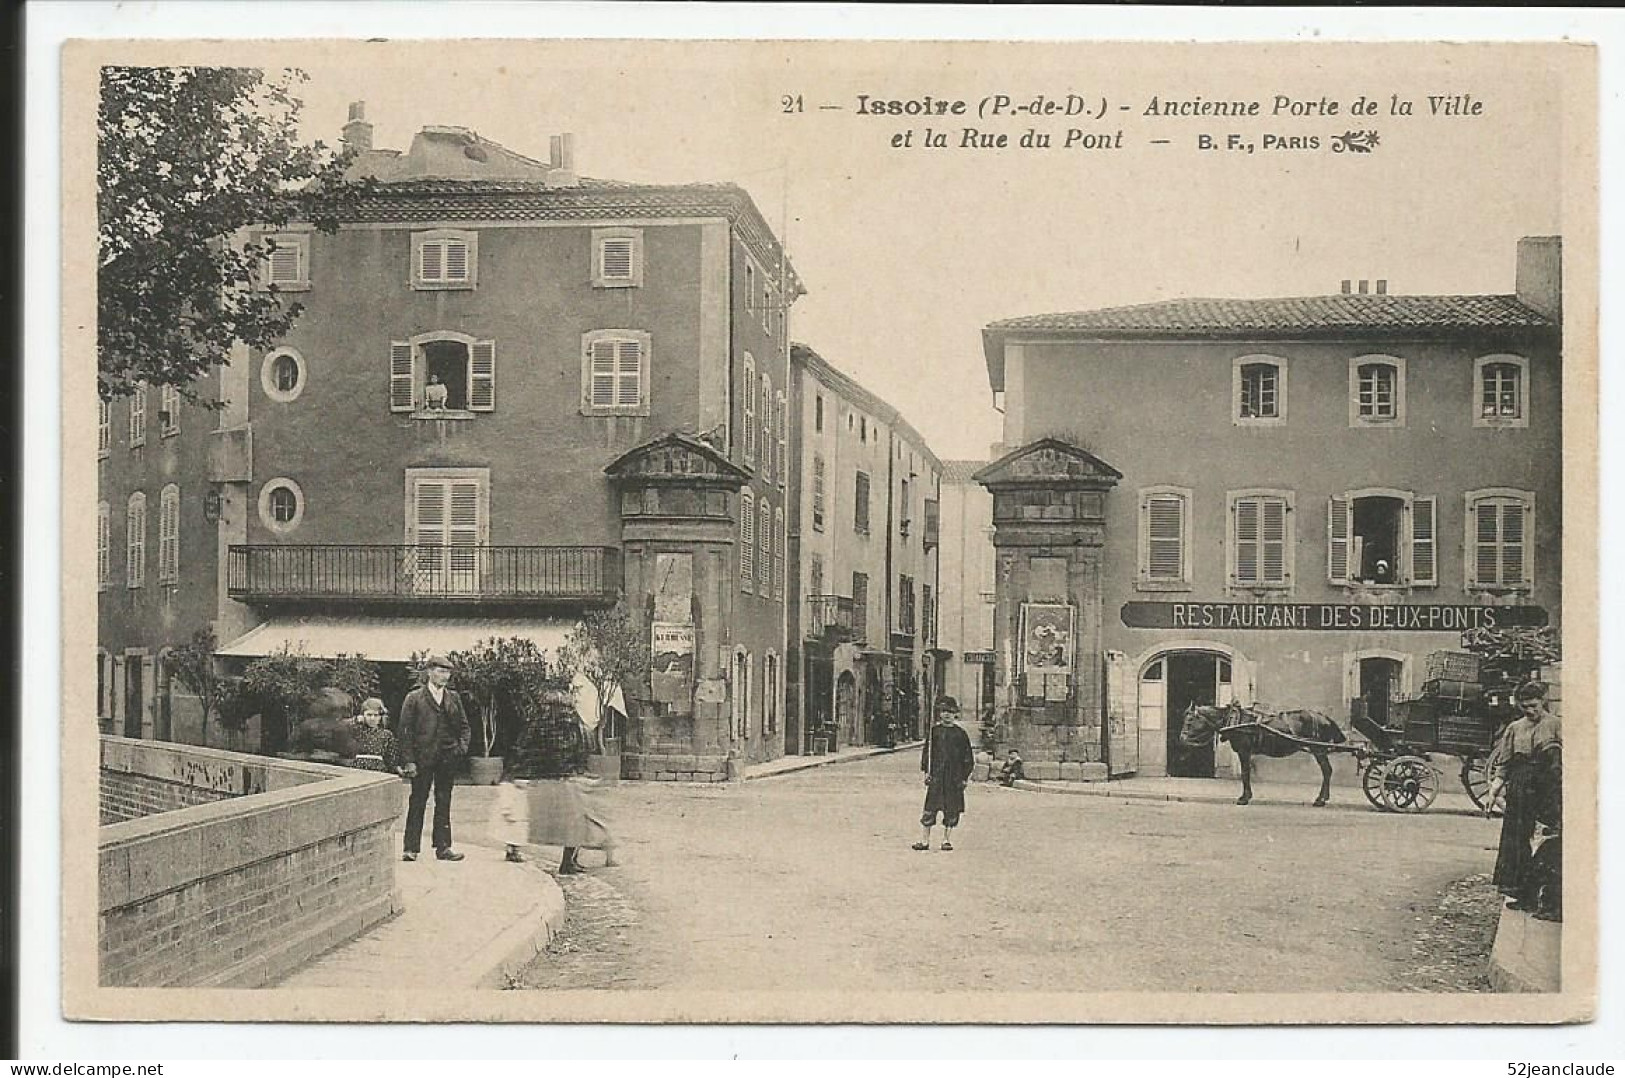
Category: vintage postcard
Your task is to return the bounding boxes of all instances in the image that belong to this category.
[61,35,1598,1026]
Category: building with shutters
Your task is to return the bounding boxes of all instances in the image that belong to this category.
[976,236,1562,783]
[96,103,803,775]
[934,460,998,729]
[786,343,942,757]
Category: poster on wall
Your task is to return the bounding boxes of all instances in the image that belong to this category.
[1020,602,1076,675]
[650,621,696,703]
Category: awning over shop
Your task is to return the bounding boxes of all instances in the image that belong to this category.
[216,615,626,723]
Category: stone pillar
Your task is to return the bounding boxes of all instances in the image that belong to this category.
[975,440,1121,766]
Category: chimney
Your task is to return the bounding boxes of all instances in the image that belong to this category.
[545,132,580,189]
[342,101,373,154]
[1357,279,1370,295]
[1340,280,1352,294]
[1375,279,1388,295]
[1515,236,1562,320]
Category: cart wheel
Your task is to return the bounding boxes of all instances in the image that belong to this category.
[1461,757,1502,815]
[1381,755,1440,813]
[1361,758,1394,811]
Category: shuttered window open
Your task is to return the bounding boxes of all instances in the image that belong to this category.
[740,490,755,592]
[1328,496,1350,584]
[1410,496,1437,586]
[469,340,496,411]
[390,342,415,412]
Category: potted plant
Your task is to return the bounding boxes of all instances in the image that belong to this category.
[441,636,551,785]
[562,599,646,781]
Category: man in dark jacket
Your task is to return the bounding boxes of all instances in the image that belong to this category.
[397,654,471,862]
[913,695,975,851]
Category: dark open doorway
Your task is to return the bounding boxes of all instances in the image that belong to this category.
[1359,657,1403,727]
[1165,651,1222,778]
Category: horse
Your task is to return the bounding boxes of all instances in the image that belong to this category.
[1179,701,1346,807]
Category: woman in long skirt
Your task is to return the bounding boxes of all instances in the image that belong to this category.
[1487,681,1561,909]
[513,685,616,874]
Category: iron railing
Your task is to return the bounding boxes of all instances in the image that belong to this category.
[227,545,620,604]
[806,594,858,641]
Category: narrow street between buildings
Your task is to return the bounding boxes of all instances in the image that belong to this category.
[497,752,1500,993]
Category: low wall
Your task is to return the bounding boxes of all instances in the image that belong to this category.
[621,752,731,782]
[1488,906,1561,992]
[99,737,401,988]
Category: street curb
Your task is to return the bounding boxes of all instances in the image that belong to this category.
[456,852,568,989]
[743,740,923,781]
[1002,778,1480,816]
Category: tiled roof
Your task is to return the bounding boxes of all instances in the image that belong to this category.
[941,459,987,483]
[988,294,1553,334]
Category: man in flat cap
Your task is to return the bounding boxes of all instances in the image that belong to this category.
[398,654,471,862]
[913,695,974,851]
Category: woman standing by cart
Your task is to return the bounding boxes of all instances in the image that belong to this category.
[1486,680,1562,909]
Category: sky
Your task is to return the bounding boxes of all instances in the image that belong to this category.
[274,39,1568,462]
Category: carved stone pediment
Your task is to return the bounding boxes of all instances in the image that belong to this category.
[604,433,752,489]
[973,438,1122,490]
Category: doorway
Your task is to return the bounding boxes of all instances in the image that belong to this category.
[123,655,145,739]
[835,672,857,750]
[1359,656,1403,727]
[1162,651,1232,778]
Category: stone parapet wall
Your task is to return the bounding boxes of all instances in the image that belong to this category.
[99,736,401,988]
[100,771,231,824]
[621,752,731,782]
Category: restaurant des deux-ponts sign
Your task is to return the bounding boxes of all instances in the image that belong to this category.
[1120,602,1548,632]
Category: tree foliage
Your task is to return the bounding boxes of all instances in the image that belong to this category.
[561,599,647,752]
[97,66,371,398]
[445,636,565,758]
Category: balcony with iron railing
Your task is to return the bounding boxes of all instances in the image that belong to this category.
[227,545,621,607]
[806,594,862,643]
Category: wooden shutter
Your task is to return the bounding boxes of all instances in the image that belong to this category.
[469,340,496,411]
[743,357,756,461]
[1501,501,1527,586]
[1410,496,1437,586]
[601,238,633,280]
[127,495,145,587]
[740,491,755,589]
[1328,495,1350,584]
[268,240,302,284]
[447,479,483,588]
[1234,497,1260,585]
[420,241,443,282]
[774,508,786,600]
[1261,497,1287,584]
[159,487,179,582]
[616,340,642,409]
[1472,501,1499,587]
[588,339,617,409]
[97,504,110,588]
[761,376,773,480]
[1144,494,1184,580]
[390,342,415,412]
[758,498,771,592]
[777,393,788,488]
[443,240,469,282]
[812,456,826,529]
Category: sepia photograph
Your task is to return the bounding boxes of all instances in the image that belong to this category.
[55,28,1598,1031]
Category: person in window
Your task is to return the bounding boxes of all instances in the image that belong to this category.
[424,373,448,410]
[1486,680,1562,911]
[346,696,401,774]
[1372,558,1394,585]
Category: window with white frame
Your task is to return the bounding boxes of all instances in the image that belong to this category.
[1328,489,1437,587]
[392,333,496,415]
[405,468,489,595]
[758,496,772,595]
[1233,355,1286,424]
[742,353,757,463]
[1349,354,1406,426]
[812,454,826,531]
[578,330,649,417]
[1137,487,1191,587]
[261,347,307,403]
[261,232,310,290]
[98,399,110,458]
[1474,354,1530,428]
[411,229,476,289]
[774,507,786,600]
[159,384,181,437]
[97,501,110,591]
[591,227,644,288]
[258,477,305,534]
[158,484,180,585]
[739,489,755,591]
[128,385,147,448]
[125,491,146,588]
[1466,489,1534,590]
[1229,490,1293,590]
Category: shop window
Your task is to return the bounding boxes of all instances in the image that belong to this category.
[1466,489,1534,590]
[1328,489,1436,587]
[1474,354,1530,428]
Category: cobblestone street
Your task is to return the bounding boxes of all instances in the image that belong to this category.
[503,752,1502,993]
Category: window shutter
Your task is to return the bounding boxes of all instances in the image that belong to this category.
[761,377,773,480]
[1261,497,1287,584]
[758,498,771,593]
[616,340,642,408]
[743,357,756,462]
[1328,496,1350,584]
[158,487,179,582]
[268,242,301,284]
[777,394,788,488]
[1233,497,1260,584]
[469,340,496,411]
[587,340,617,409]
[97,504,110,588]
[740,491,755,589]
[601,238,633,280]
[390,342,415,412]
[447,480,482,580]
[127,495,146,588]
[1145,495,1184,580]
[1501,501,1527,586]
[775,509,786,600]
[444,240,469,282]
[812,456,826,528]
[1472,502,1499,587]
[1410,496,1437,585]
[420,241,443,283]
[412,479,447,550]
